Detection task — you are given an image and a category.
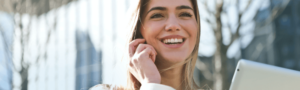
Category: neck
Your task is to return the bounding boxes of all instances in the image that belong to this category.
[155,60,185,90]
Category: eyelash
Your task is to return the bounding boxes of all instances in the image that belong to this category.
[150,13,164,19]
[149,12,192,19]
[180,12,192,17]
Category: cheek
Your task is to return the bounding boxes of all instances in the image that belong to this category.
[181,19,198,33]
[141,22,164,44]
[183,20,198,49]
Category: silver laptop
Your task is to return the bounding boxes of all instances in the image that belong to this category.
[230,59,300,90]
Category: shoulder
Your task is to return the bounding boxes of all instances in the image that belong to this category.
[89,84,125,90]
[140,83,175,90]
[89,84,112,90]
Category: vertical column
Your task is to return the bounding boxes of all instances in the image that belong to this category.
[101,0,114,84]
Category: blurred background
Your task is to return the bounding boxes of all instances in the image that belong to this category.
[0,0,299,90]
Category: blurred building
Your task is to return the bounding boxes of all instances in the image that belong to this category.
[75,30,102,90]
[195,0,300,88]
[273,0,300,70]
[241,2,277,65]
[0,0,130,89]
[0,12,13,90]
[242,0,300,70]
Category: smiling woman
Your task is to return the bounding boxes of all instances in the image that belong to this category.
[90,0,201,90]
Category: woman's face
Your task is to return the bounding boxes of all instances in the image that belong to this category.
[140,0,198,63]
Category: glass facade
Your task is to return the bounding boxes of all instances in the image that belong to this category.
[75,30,102,90]
[0,12,13,90]
[273,0,300,70]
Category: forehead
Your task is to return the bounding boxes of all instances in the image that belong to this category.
[146,0,193,10]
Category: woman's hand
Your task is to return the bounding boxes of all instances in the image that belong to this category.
[128,39,161,84]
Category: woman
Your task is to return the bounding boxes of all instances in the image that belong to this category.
[91,0,200,89]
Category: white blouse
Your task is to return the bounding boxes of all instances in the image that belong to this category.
[140,83,175,90]
[89,83,175,90]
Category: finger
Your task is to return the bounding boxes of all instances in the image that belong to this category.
[136,44,157,61]
[135,44,148,54]
[144,45,157,62]
[150,47,157,62]
[129,39,146,57]
[140,47,152,55]
[149,46,157,57]
[139,47,156,62]
[142,46,156,62]
[151,50,156,62]
[135,44,156,54]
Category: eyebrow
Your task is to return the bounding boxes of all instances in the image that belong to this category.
[147,7,166,14]
[146,5,193,14]
[176,5,194,10]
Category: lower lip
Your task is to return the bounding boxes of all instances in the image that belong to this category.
[161,40,185,48]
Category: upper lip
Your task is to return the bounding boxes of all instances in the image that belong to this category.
[159,35,186,41]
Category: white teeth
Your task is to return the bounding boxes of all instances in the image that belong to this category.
[163,38,183,44]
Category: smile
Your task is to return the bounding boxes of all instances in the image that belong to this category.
[159,35,186,48]
[162,38,185,44]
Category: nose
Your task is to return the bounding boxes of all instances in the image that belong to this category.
[165,14,181,32]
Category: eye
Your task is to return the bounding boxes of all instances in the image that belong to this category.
[180,12,192,17]
[150,13,164,19]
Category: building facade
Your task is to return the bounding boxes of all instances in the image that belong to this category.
[75,30,102,90]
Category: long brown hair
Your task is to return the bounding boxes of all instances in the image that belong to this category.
[125,0,201,90]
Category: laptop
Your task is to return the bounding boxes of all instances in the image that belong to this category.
[229,59,300,90]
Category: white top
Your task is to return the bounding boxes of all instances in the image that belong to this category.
[89,83,175,90]
[141,83,175,90]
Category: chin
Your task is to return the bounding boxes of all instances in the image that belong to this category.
[166,57,186,63]
[161,52,191,63]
